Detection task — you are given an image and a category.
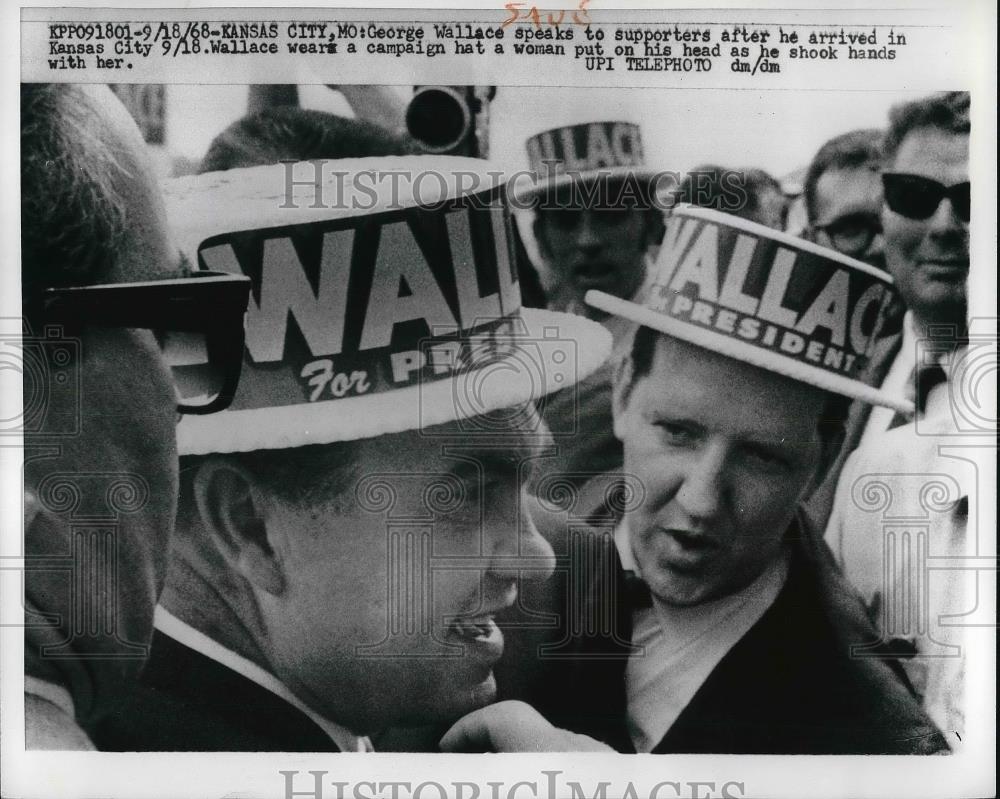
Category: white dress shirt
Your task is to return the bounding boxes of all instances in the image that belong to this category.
[154,606,373,753]
[859,311,921,447]
[823,411,975,746]
[614,521,789,752]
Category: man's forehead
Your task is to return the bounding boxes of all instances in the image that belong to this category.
[638,335,826,432]
[891,127,969,171]
[815,166,881,212]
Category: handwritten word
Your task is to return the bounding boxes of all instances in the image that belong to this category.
[502,0,591,29]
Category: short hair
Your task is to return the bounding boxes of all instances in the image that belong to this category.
[179,440,364,512]
[21,84,130,307]
[676,164,730,211]
[883,92,970,163]
[802,129,883,223]
[677,165,785,228]
[626,325,849,447]
[200,106,415,172]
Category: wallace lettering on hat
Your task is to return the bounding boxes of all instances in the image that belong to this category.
[586,205,913,412]
[518,121,656,203]
[164,156,613,455]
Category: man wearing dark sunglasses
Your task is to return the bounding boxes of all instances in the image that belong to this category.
[880,103,970,337]
[804,93,971,549]
[20,84,249,749]
[818,91,973,745]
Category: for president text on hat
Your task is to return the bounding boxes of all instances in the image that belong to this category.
[586,205,911,412]
[165,156,613,454]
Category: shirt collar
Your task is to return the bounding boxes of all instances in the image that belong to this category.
[24,676,76,720]
[154,606,373,753]
[902,310,956,371]
[614,516,639,572]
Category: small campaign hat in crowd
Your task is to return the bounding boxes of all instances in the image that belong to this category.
[163,156,613,455]
[586,205,912,412]
[514,120,659,204]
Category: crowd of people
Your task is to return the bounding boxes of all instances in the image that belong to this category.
[21,84,973,755]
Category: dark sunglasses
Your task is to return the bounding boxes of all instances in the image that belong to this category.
[882,173,970,223]
[40,271,251,414]
[813,211,882,256]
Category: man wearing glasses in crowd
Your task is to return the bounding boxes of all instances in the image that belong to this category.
[820,91,972,741]
[803,91,970,536]
[20,84,249,749]
[804,128,887,272]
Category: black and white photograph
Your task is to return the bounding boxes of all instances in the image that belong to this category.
[2,3,996,799]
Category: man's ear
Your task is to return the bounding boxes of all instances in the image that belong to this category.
[611,355,636,442]
[192,458,285,596]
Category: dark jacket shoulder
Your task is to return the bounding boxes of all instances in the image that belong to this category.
[655,537,948,754]
[88,631,337,752]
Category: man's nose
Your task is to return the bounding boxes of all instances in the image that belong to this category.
[928,194,966,235]
[488,504,556,584]
[573,212,603,251]
[675,445,727,522]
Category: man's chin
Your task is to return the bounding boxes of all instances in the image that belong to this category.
[414,672,497,727]
[468,673,498,710]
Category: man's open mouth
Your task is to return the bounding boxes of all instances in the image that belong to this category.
[573,262,616,284]
[659,528,721,572]
[445,613,505,661]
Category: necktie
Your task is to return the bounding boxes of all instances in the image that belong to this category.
[888,362,948,429]
[622,570,653,610]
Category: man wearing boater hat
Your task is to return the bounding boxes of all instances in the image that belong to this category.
[88,156,612,751]
[518,119,666,497]
[455,207,949,754]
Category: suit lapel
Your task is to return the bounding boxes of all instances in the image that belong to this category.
[802,331,902,536]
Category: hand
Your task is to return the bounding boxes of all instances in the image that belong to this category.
[326,85,407,132]
[440,701,615,752]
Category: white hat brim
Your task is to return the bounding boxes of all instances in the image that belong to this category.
[177,308,612,455]
[585,290,913,414]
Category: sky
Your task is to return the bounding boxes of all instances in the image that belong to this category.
[488,86,924,180]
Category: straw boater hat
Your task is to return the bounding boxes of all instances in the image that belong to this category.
[163,156,612,455]
[514,120,660,204]
[586,205,913,412]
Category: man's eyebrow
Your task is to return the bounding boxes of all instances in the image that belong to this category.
[647,410,706,433]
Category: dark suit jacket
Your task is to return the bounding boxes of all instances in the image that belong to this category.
[801,329,902,537]
[88,631,338,751]
[498,484,948,754]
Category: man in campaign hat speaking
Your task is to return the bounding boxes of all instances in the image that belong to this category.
[88,155,612,751]
[454,206,948,754]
